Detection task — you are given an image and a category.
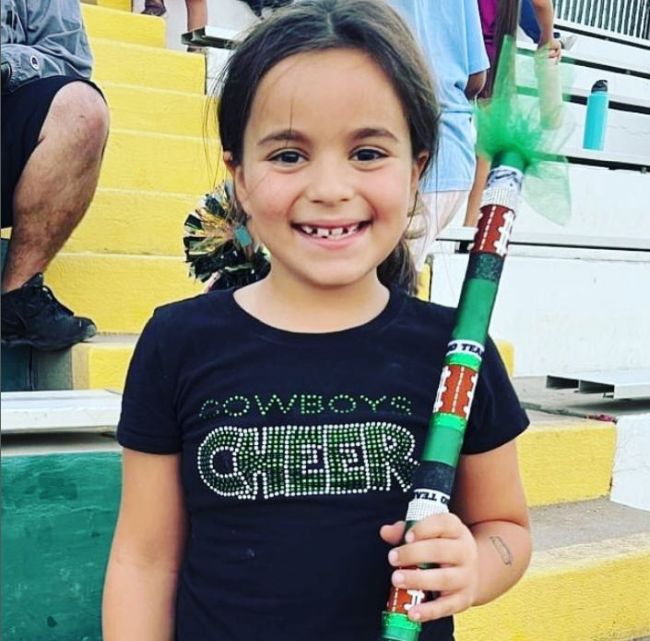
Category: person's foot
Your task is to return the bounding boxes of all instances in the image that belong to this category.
[558,33,577,50]
[1,273,96,351]
[142,0,166,17]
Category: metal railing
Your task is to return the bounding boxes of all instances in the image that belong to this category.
[554,0,650,39]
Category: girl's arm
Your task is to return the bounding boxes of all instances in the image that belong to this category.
[103,449,187,641]
[531,0,561,58]
[465,70,487,100]
[451,439,531,605]
[381,439,531,621]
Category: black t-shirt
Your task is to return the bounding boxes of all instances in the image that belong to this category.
[117,287,529,641]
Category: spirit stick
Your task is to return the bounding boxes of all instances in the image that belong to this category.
[380,36,571,641]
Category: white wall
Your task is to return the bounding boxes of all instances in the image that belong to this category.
[429,252,650,376]
[611,414,650,511]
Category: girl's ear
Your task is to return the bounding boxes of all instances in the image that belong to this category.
[411,151,430,190]
[223,151,236,177]
[223,151,249,207]
[410,152,429,207]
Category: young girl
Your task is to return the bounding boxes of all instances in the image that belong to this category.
[102,1,531,640]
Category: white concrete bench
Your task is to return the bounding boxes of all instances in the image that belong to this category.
[547,369,650,400]
[438,227,650,253]
[518,39,649,81]
[442,147,650,259]
[1,390,121,434]
[554,19,650,57]
[182,25,240,50]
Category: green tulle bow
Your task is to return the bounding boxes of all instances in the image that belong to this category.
[475,36,573,224]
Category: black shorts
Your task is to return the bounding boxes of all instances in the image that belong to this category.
[1,76,103,228]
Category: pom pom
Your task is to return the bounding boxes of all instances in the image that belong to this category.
[183,181,270,290]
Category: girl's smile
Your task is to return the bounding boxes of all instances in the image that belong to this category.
[229,48,427,294]
[292,219,371,249]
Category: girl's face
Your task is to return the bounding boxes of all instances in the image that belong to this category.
[229,48,427,292]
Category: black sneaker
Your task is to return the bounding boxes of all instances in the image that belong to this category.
[1,273,96,351]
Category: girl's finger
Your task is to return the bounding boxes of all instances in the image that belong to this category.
[407,592,472,623]
[391,566,465,593]
[379,521,405,546]
[388,537,465,569]
[408,512,465,542]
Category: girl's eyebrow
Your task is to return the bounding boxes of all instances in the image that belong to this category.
[256,127,400,147]
[257,129,307,146]
[350,127,399,143]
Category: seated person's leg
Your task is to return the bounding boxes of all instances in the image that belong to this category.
[1,78,109,351]
[185,0,207,31]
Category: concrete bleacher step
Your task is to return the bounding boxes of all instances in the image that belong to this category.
[82,0,131,11]
[82,4,165,48]
[553,21,650,74]
[512,163,650,241]
[1,390,121,434]
[516,94,650,157]
[101,83,213,137]
[45,253,201,333]
[91,38,205,93]
[98,128,221,194]
[516,49,650,105]
[64,188,197,256]
[456,498,650,641]
[519,412,615,506]
[29,336,137,391]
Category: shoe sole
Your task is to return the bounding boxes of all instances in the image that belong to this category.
[1,327,97,352]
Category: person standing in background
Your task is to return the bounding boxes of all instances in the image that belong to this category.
[387,0,489,272]
[464,0,561,229]
[520,0,576,51]
[142,0,207,49]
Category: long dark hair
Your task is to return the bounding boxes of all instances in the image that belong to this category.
[484,0,521,96]
[216,0,440,293]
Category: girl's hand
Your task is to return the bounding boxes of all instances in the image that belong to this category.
[539,38,562,60]
[380,514,479,622]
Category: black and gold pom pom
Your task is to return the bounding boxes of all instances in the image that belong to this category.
[183,181,270,290]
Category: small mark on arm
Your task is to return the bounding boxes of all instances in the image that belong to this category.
[489,535,513,566]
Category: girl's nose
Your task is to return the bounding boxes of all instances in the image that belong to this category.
[304,157,355,205]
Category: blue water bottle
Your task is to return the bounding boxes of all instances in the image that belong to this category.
[583,79,609,150]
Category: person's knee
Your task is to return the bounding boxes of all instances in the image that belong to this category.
[48,82,110,153]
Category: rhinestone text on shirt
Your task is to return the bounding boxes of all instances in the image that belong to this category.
[197,422,418,500]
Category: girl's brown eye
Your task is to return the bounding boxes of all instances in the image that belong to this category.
[271,151,303,164]
[354,148,385,162]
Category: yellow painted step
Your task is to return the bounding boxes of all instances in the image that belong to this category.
[102,82,213,137]
[100,129,223,194]
[495,340,514,377]
[72,341,135,390]
[45,253,202,334]
[66,189,196,256]
[457,531,650,641]
[518,416,616,506]
[83,4,164,48]
[83,0,132,11]
[91,38,205,94]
